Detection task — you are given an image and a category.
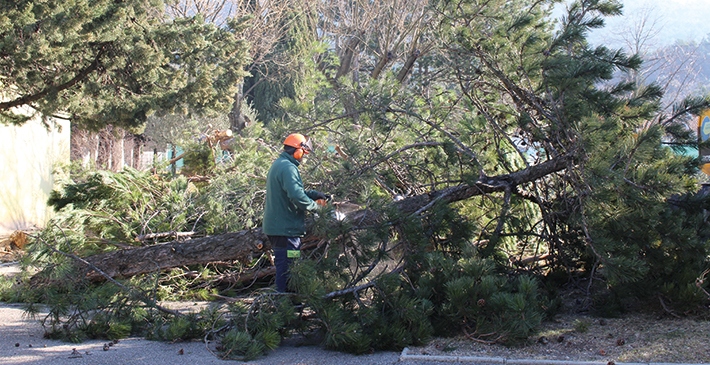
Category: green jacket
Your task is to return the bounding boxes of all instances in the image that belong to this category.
[262,151,319,237]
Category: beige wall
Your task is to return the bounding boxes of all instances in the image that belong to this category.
[0,115,70,235]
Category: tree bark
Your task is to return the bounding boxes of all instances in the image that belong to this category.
[228,82,247,134]
[81,153,573,280]
[336,34,363,79]
[84,229,268,280]
[396,48,420,83]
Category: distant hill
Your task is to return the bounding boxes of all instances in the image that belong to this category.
[642,38,710,107]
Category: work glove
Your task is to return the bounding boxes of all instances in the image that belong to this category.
[311,191,330,207]
[311,191,329,201]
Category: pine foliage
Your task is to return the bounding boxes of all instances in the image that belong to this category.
[5,0,710,361]
[19,128,278,342]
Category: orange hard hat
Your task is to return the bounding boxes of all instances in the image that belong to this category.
[283,133,313,155]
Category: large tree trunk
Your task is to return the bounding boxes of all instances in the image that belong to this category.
[85,229,269,280]
[81,153,573,280]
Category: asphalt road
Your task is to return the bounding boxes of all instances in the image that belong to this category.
[0,302,461,365]
[0,261,396,365]
[0,262,461,365]
[2,263,702,365]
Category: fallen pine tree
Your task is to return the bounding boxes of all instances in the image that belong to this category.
[78,154,572,281]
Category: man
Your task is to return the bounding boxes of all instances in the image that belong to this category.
[263,133,328,292]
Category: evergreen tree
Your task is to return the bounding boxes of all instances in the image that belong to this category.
[243,7,319,125]
[0,0,249,129]
[281,0,710,320]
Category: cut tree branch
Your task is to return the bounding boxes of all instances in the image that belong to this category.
[35,231,183,317]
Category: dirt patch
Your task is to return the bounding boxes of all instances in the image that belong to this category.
[0,231,27,262]
[409,313,710,363]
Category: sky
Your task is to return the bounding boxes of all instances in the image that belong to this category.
[555,0,708,48]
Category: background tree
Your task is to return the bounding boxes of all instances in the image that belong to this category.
[164,0,312,133]
[608,4,705,128]
[0,0,248,130]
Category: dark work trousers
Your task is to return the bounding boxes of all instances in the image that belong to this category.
[268,236,301,292]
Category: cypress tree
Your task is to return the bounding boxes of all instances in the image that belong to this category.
[0,0,249,129]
